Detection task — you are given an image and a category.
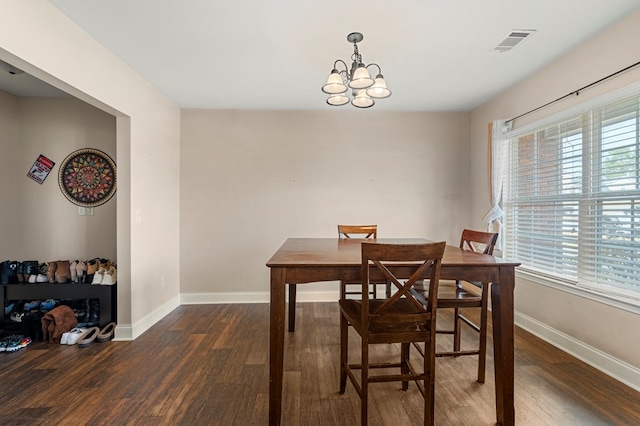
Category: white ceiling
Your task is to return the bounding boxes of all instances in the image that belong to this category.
[5,1,640,111]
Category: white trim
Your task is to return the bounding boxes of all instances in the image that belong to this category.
[509,79,640,137]
[180,289,340,305]
[113,294,181,341]
[515,311,640,392]
[516,269,640,315]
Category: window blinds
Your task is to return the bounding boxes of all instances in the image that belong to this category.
[504,94,640,299]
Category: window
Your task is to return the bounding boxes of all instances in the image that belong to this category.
[504,93,640,302]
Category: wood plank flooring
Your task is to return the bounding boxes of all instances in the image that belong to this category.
[0,302,639,425]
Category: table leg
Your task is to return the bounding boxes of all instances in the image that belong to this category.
[288,283,296,332]
[269,267,286,426]
[491,266,515,426]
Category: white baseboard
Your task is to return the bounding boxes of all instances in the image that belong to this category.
[180,289,339,304]
[115,290,337,340]
[113,294,181,341]
[515,312,640,392]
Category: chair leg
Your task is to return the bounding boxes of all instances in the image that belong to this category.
[288,283,296,332]
[339,312,348,394]
[401,342,410,390]
[453,307,461,353]
[477,285,489,383]
[424,341,435,426]
[361,341,369,426]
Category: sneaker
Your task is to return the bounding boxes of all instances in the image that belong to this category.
[10,312,25,322]
[101,266,117,285]
[4,302,15,315]
[40,299,56,311]
[92,268,105,285]
[66,327,87,345]
[3,335,25,352]
[24,300,41,310]
[36,274,48,283]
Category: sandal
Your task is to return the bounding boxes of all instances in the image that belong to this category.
[97,322,116,342]
[77,327,100,348]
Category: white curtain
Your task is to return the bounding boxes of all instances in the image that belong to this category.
[482,119,511,251]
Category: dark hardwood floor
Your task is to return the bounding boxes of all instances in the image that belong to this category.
[0,302,639,425]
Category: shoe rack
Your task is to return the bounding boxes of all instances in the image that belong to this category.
[0,283,117,332]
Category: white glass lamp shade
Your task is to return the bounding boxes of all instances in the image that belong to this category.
[366,75,392,99]
[321,70,348,94]
[348,65,374,89]
[326,93,350,106]
[351,89,374,108]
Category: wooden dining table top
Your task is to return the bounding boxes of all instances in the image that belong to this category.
[266,237,519,268]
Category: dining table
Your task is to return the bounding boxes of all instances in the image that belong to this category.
[266,237,520,425]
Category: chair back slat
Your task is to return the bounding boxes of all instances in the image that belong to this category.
[338,224,377,239]
[460,229,498,255]
[361,241,445,333]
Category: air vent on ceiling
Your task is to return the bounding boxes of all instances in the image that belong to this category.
[493,29,536,53]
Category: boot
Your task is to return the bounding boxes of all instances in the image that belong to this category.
[46,261,57,283]
[23,261,39,283]
[55,260,71,283]
[0,261,18,284]
[16,262,24,283]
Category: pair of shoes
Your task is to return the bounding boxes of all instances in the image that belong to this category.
[101,266,117,285]
[27,273,48,283]
[77,327,101,347]
[39,299,56,311]
[97,322,116,342]
[60,327,87,345]
[91,268,106,285]
[0,336,31,352]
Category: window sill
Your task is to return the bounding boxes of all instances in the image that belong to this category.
[515,268,640,316]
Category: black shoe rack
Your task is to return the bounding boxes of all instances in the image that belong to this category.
[1,283,117,332]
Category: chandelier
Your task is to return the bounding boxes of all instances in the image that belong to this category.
[321,32,392,108]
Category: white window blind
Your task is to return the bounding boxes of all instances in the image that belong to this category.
[504,94,640,300]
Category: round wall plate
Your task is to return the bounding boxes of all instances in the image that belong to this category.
[58,148,117,207]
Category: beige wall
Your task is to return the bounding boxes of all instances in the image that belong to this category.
[15,97,116,261]
[470,10,640,377]
[0,1,181,338]
[180,110,471,298]
[0,90,21,258]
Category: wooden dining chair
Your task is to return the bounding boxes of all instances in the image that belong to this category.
[287,224,378,332]
[412,229,498,383]
[339,241,445,426]
[337,225,382,299]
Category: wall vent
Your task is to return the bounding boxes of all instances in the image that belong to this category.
[493,29,536,52]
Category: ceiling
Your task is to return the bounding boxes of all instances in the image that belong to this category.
[3,1,640,111]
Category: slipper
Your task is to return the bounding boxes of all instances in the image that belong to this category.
[97,322,116,342]
[77,327,100,348]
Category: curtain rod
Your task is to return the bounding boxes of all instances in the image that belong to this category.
[505,59,640,125]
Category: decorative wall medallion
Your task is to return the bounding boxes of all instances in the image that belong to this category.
[58,148,117,207]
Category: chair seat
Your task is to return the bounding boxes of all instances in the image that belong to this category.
[340,298,433,338]
[435,281,484,308]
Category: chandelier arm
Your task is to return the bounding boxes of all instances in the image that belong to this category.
[333,59,349,72]
[366,63,382,75]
